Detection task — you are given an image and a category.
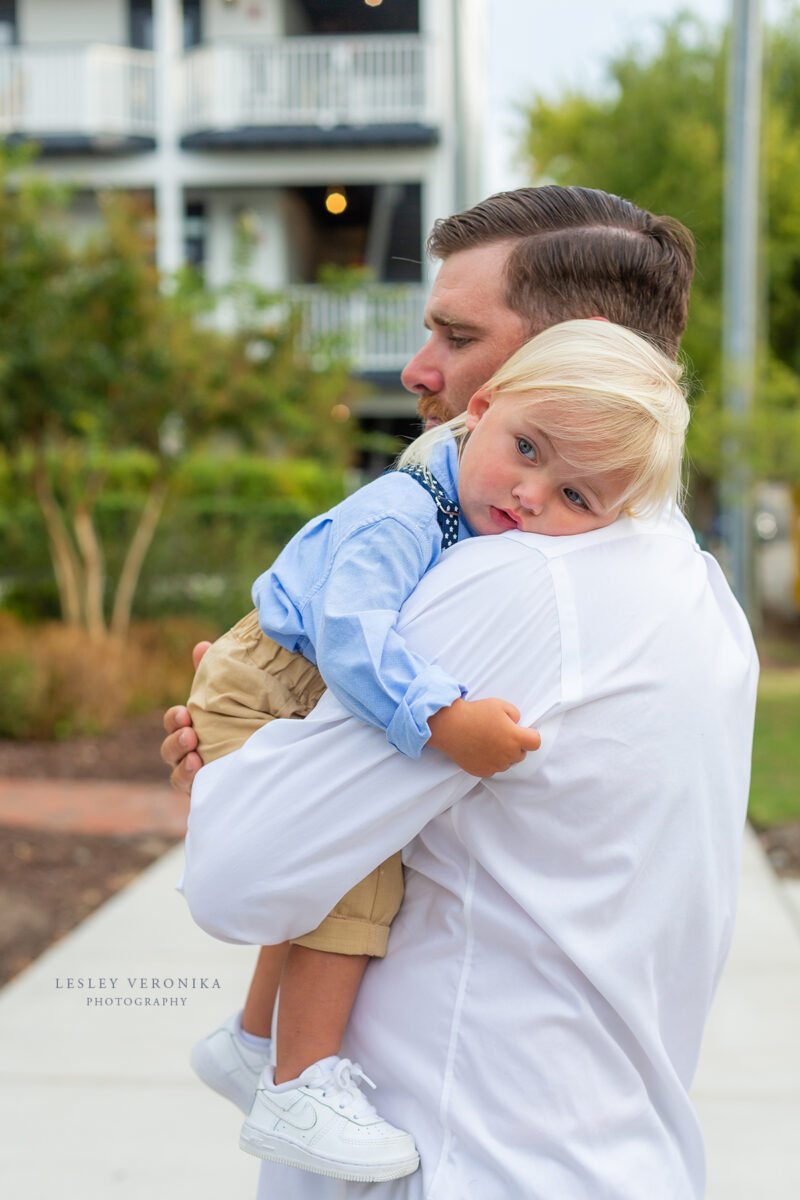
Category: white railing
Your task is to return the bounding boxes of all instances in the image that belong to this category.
[286,284,427,373]
[182,35,432,133]
[0,45,155,138]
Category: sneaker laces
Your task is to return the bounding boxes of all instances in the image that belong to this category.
[317,1058,379,1120]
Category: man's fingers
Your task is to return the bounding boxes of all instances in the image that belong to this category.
[163,704,192,736]
[170,750,201,795]
[500,700,521,723]
[192,641,213,670]
[160,723,197,767]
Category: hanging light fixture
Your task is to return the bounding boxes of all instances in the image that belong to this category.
[325,187,348,215]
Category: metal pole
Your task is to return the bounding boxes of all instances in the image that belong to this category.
[450,0,467,212]
[721,0,762,617]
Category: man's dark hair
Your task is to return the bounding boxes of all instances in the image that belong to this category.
[426,186,695,358]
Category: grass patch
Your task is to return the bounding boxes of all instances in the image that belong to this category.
[749,668,800,828]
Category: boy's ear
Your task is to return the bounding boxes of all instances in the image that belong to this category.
[465,389,491,431]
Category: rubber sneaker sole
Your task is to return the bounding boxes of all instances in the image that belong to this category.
[239,1123,420,1183]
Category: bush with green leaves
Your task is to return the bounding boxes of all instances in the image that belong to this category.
[0,146,356,638]
[1,447,348,631]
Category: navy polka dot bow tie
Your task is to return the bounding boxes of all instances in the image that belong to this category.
[397,464,461,550]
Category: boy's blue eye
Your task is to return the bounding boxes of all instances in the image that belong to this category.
[564,487,588,509]
[517,437,537,460]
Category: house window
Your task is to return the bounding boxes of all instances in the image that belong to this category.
[184,201,206,270]
[0,0,17,46]
[129,0,153,50]
[183,0,202,49]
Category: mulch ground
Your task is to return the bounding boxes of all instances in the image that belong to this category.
[0,827,175,986]
[0,713,183,988]
[0,712,170,783]
[0,711,798,990]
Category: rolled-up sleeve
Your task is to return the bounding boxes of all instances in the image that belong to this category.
[255,509,467,758]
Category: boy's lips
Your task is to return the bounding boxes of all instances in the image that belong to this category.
[489,506,520,531]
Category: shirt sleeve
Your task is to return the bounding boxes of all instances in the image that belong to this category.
[300,515,465,758]
[181,537,562,947]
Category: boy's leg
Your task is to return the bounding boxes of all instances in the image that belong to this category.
[188,612,326,1033]
[240,856,418,1181]
[243,944,290,1039]
[274,947,369,1083]
[273,852,405,1081]
[187,615,326,1105]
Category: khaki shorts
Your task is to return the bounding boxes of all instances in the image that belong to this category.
[187,608,404,957]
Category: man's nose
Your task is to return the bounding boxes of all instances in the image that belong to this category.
[401,341,444,396]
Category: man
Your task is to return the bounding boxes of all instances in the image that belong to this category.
[169,187,757,1198]
[163,185,694,786]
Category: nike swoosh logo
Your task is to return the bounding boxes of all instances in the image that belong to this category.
[256,1093,318,1132]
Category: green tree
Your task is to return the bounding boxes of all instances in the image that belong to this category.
[0,148,354,638]
[521,11,800,493]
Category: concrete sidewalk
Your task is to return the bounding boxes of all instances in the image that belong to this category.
[692,830,800,1197]
[0,828,798,1198]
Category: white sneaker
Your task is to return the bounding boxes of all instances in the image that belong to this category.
[239,1055,420,1182]
[190,1012,271,1114]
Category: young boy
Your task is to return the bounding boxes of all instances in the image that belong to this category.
[188,319,689,1183]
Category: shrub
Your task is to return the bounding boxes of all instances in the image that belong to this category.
[0,613,213,739]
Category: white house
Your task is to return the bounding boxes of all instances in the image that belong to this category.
[0,0,485,459]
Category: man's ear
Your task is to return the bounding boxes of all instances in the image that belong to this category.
[465,389,491,431]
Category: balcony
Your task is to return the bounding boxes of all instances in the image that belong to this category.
[0,45,156,152]
[181,35,437,149]
[287,283,427,376]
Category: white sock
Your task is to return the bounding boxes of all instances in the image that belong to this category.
[236,1013,271,1051]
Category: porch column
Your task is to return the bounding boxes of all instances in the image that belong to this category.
[153,0,182,275]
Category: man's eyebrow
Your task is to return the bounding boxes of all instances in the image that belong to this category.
[425,310,483,332]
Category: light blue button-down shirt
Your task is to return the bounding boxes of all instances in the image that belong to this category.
[252,438,473,758]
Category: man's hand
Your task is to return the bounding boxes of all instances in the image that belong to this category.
[427,697,541,777]
[160,641,211,793]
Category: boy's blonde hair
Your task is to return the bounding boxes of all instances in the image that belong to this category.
[398,319,690,517]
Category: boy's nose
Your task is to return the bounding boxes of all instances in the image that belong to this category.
[513,480,547,514]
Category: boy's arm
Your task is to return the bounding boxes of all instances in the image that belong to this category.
[281,513,468,759]
[305,524,540,770]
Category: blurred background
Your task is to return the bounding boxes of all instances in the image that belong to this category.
[0,4,798,1198]
[0,0,797,965]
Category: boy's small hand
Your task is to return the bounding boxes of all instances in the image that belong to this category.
[427,697,541,777]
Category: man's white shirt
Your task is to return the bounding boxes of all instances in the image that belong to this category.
[182,510,758,1200]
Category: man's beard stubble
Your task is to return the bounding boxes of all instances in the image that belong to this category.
[415,392,451,430]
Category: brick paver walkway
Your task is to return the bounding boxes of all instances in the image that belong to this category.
[0,778,189,837]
